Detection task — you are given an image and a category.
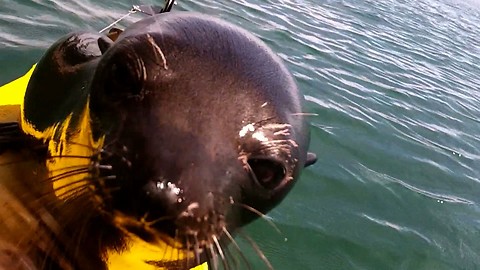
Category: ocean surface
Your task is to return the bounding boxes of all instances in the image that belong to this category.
[1,0,480,269]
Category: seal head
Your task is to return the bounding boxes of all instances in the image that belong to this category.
[9,11,316,269]
[88,12,316,265]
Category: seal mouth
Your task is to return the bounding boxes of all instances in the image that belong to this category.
[175,203,227,249]
[110,211,180,247]
[107,201,232,268]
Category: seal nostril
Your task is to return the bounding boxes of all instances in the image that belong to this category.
[142,180,183,214]
[247,158,286,189]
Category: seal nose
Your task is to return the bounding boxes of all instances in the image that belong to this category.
[142,179,220,219]
[142,178,226,240]
[177,192,215,220]
[142,179,183,218]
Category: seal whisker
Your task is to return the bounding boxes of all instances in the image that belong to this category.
[230,199,283,236]
[194,233,201,266]
[70,200,98,262]
[98,147,117,159]
[144,215,175,227]
[254,117,277,125]
[102,139,127,151]
[40,240,58,270]
[290,112,318,117]
[208,243,219,270]
[35,181,90,206]
[100,148,132,168]
[146,33,168,70]
[174,241,179,268]
[222,227,251,270]
[101,152,131,167]
[27,186,83,213]
[168,238,177,261]
[101,142,133,162]
[47,139,99,152]
[90,174,118,188]
[185,234,192,269]
[46,187,90,205]
[94,164,113,171]
[137,57,147,86]
[42,174,115,206]
[240,231,274,270]
[171,229,180,262]
[49,178,92,194]
[0,195,46,252]
[175,237,183,268]
[223,240,240,270]
[34,200,94,270]
[243,160,261,184]
[40,167,92,184]
[40,174,95,201]
[212,234,229,270]
[44,164,93,174]
[46,155,97,160]
[0,153,92,167]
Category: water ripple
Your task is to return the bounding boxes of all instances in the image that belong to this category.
[361,214,434,244]
[357,163,475,205]
[2,0,480,268]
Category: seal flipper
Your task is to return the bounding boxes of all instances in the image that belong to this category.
[305,152,317,167]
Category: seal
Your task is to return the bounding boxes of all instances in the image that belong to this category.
[0,11,316,270]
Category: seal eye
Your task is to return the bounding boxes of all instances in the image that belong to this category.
[247,158,286,189]
[105,53,145,100]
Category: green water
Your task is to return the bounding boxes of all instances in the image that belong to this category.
[1,0,480,269]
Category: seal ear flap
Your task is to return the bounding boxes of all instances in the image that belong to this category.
[98,36,114,54]
[98,28,124,54]
[304,152,317,167]
[101,53,145,101]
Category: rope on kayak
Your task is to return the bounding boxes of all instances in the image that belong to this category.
[99,1,177,33]
[99,7,138,33]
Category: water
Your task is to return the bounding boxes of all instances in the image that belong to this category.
[1,0,480,269]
